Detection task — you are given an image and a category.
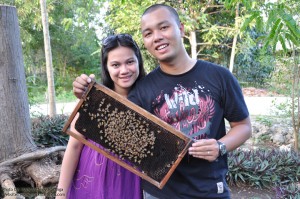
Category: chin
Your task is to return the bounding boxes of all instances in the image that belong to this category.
[158,56,173,63]
[121,82,134,88]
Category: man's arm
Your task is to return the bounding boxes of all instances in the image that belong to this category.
[220,117,252,151]
[188,117,252,162]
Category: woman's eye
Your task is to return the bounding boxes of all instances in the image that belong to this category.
[127,60,135,65]
[111,64,119,68]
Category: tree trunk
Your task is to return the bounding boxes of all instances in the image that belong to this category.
[291,46,300,152]
[229,4,239,73]
[0,5,37,162]
[189,31,197,59]
[0,6,65,197]
[40,0,57,117]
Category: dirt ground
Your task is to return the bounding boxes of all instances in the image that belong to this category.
[242,87,283,97]
[230,184,275,199]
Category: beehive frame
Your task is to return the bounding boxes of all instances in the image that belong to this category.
[62,81,193,189]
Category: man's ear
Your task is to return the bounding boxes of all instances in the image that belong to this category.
[179,23,185,37]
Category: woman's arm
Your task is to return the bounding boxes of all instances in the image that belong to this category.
[56,114,84,198]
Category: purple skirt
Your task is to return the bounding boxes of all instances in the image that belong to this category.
[67,140,142,199]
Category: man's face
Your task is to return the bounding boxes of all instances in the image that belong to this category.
[141,7,184,63]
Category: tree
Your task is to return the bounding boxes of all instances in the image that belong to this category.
[0,6,65,197]
[2,0,101,105]
[40,0,56,117]
[243,1,300,151]
[104,0,237,71]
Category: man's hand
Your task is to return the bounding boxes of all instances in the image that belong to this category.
[188,139,219,162]
[72,74,95,99]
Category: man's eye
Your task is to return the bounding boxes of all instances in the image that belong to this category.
[144,32,151,37]
[161,26,168,30]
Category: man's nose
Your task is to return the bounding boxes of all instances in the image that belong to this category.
[153,30,163,42]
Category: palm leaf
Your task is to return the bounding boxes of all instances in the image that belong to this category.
[241,11,260,32]
[286,33,299,46]
[255,16,264,33]
[278,8,300,39]
[278,34,287,52]
[268,18,282,42]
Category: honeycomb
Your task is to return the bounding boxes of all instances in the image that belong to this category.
[63,82,192,188]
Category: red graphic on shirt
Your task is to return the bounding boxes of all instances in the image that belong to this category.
[153,86,215,139]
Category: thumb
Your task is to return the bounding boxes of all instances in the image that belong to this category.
[87,74,95,83]
[89,74,95,79]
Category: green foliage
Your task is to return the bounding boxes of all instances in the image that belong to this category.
[31,115,69,147]
[268,56,293,96]
[26,68,79,105]
[104,0,158,72]
[105,0,239,69]
[235,31,275,87]
[263,3,300,52]
[275,183,300,199]
[5,0,101,105]
[254,115,273,127]
[227,148,300,190]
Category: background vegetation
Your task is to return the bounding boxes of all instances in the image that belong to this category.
[1,0,298,105]
[0,0,299,197]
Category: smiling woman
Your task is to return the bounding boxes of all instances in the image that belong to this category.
[57,33,146,199]
[107,46,140,97]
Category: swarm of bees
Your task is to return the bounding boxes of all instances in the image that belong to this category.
[80,96,156,164]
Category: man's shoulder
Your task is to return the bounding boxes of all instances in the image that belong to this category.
[197,59,226,69]
[196,59,231,75]
[138,67,160,83]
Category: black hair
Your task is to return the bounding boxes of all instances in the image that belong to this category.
[142,4,180,25]
[101,34,146,90]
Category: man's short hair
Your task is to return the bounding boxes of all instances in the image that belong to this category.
[142,4,180,25]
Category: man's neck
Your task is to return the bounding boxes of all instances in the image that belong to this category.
[159,56,197,75]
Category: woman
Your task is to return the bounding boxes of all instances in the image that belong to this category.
[57,34,146,199]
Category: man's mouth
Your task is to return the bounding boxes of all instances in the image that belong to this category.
[156,44,168,51]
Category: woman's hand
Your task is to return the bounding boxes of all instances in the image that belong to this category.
[72,74,95,99]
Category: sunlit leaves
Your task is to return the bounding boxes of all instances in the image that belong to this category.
[240,11,260,32]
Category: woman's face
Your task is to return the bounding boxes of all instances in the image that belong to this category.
[107,46,139,96]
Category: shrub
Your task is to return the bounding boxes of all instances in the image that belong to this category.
[275,183,300,199]
[31,114,69,147]
[227,148,299,189]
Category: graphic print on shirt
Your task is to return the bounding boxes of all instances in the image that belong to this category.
[153,84,215,140]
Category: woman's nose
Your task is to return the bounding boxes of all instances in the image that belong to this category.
[120,65,129,74]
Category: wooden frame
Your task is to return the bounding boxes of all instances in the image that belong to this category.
[62,81,193,189]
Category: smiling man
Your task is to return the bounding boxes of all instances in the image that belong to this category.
[127,4,252,199]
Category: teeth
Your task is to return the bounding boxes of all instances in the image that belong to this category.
[120,76,130,80]
[157,44,167,50]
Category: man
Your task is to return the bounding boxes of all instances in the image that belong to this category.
[73,4,251,199]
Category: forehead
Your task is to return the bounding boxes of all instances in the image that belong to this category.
[141,7,175,29]
[107,46,136,61]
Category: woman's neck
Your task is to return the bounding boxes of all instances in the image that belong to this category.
[114,86,130,98]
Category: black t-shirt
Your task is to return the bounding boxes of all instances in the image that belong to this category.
[128,60,249,199]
